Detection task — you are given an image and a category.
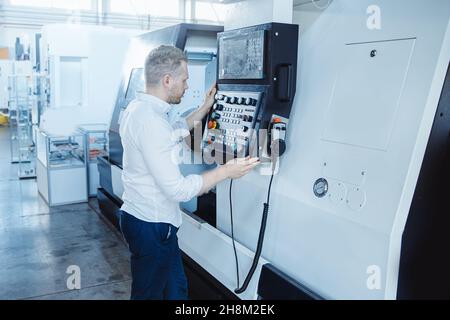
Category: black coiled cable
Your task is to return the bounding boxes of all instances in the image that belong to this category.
[229,179,240,288]
[234,174,274,294]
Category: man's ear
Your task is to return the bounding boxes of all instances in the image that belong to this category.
[162,74,171,88]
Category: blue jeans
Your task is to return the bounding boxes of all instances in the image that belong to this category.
[119,210,188,300]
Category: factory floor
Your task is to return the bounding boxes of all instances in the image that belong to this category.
[0,125,132,300]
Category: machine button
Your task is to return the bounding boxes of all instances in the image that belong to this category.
[237,97,245,104]
[226,96,233,104]
[245,97,252,105]
[212,112,221,120]
[251,98,257,106]
[208,120,219,129]
[242,126,249,132]
[273,117,282,123]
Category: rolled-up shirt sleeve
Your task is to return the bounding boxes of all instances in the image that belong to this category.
[136,119,203,203]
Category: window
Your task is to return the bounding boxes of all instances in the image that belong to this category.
[8,0,93,10]
[195,1,227,21]
[109,0,180,17]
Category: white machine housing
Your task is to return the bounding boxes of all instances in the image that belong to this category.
[179,0,450,299]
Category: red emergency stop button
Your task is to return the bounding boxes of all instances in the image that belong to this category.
[273,117,282,123]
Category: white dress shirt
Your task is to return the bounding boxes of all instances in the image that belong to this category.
[119,92,203,227]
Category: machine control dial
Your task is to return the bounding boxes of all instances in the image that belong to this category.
[211,112,221,120]
[313,178,328,198]
[208,120,219,129]
[243,115,253,122]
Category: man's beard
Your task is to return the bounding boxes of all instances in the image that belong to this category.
[167,88,183,104]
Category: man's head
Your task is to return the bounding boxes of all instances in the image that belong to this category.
[145,45,188,104]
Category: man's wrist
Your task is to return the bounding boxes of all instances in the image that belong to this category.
[217,165,229,180]
[199,103,208,113]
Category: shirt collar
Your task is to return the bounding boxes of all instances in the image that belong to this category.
[136,92,171,115]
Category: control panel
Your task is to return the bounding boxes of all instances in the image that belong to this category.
[202,23,299,163]
[203,90,262,157]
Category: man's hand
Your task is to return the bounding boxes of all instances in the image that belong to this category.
[186,83,217,130]
[201,83,217,113]
[223,156,260,179]
[198,156,260,195]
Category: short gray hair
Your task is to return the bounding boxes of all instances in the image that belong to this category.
[144,45,187,87]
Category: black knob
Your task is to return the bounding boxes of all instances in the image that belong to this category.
[251,98,257,106]
[242,126,249,132]
[215,104,224,111]
[212,112,221,120]
[226,96,232,103]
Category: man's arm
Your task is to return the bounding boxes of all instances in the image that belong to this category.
[198,157,260,195]
[138,119,203,203]
[185,83,216,131]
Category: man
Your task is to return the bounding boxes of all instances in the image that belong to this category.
[119,45,259,300]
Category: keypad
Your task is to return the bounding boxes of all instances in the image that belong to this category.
[203,90,262,156]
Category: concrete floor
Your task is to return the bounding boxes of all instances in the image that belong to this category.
[0,125,132,300]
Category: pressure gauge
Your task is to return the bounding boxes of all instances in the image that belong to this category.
[313,178,328,198]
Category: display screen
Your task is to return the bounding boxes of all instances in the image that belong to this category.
[125,68,145,101]
[218,29,265,80]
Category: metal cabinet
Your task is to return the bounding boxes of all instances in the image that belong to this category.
[36,129,88,206]
[78,123,108,196]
